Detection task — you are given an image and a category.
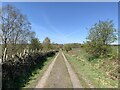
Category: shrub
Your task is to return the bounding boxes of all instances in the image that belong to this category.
[2,50,56,89]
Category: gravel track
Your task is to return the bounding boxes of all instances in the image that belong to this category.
[35,51,82,88]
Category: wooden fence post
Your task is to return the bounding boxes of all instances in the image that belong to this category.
[12,54,14,58]
[6,54,8,60]
[3,48,7,62]
[23,49,26,55]
[19,53,22,58]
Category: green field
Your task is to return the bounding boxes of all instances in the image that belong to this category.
[64,46,118,88]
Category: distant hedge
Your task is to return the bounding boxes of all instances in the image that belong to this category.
[2,50,58,89]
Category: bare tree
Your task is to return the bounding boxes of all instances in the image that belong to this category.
[1,5,35,61]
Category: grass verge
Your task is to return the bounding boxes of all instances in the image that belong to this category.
[64,49,118,88]
[22,54,56,88]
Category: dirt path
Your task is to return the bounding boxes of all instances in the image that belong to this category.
[44,51,72,88]
[35,51,82,88]
[62,52,82,88]
[35,52,60,88]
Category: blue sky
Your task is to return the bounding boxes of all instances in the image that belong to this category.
[2,2,118,44]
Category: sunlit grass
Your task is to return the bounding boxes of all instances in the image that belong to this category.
[64,48,118,88]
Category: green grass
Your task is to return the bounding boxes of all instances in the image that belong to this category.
[22,54,56,88]
[110,45,118,59]
[64,48,118,88]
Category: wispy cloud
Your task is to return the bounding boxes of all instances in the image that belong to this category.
[42,13,62,34]
[31,22,70,43]
[31,16,85,44]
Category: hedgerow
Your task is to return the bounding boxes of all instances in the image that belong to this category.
[2,50,57,89]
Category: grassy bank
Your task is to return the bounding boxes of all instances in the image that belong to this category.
[64,47,118,88]
[23,54,56,88]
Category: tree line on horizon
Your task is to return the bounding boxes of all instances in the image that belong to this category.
[0,5,61,61]
[0,4,118,61]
